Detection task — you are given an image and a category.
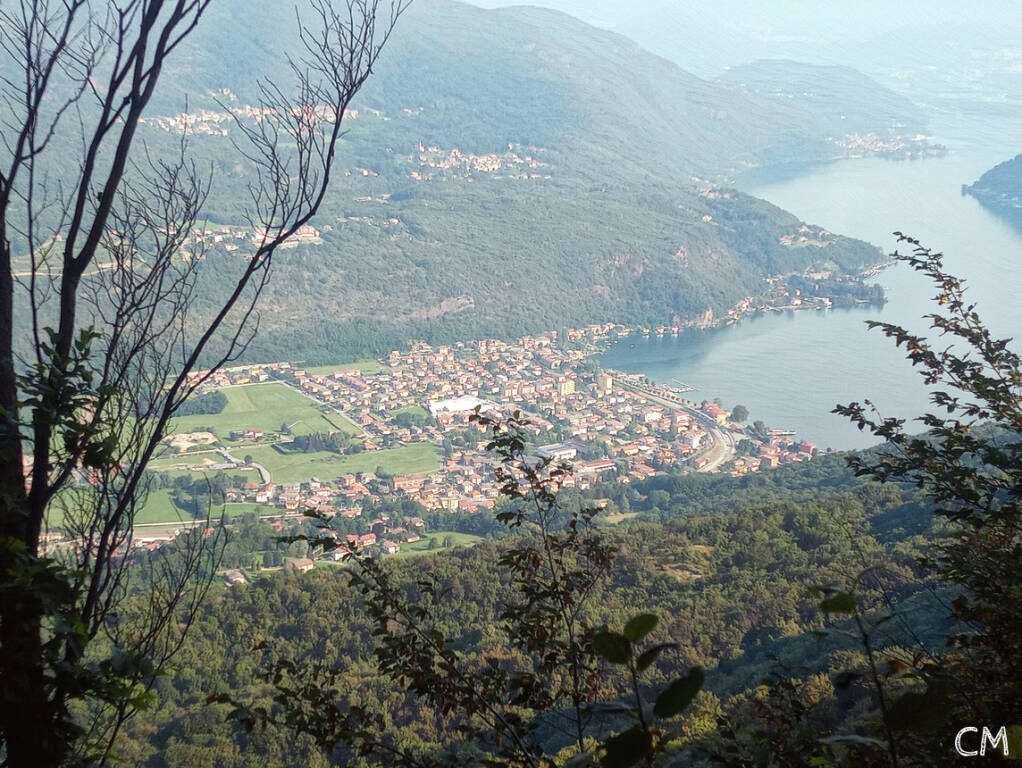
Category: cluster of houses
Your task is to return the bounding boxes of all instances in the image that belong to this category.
[221,509,429,585]
[829,132,947,159]
[172,221,324,262]
[182,326,822,534]
[120,324,830,576]
[219,458,500,520]
[410,142,552,182]
[727,437,817,477]
[140,103,377,137]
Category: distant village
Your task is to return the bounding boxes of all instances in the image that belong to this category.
[410,142,552,183]
[138,98,386,136]
[828,131,948,159]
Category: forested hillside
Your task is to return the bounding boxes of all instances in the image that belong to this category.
[12,0,923,364]
[964,151,1022,230]
[117,454,943,766]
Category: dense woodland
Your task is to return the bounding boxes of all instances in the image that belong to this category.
[116,454,943,766]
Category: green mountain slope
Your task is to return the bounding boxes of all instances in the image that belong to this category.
[115,454,944,765]
[964,152,1022,230]
[166,2,924,180]
[58,0,919,362]
[717,59,930,162]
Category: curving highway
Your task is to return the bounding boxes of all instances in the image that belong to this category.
[616,380,738,472]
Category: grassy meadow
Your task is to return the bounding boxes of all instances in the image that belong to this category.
[245,442,440,484]
[169,383,359,438]
[302,359,386,376]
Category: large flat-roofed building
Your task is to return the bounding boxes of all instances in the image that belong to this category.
[535,441,583,462]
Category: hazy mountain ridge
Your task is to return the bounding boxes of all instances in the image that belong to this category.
[717,59,924,136]
[964,152,1022,230]
[165,1,926,181]
[68,0,919,362]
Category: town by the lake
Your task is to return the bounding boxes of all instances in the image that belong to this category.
[71,324,821,568]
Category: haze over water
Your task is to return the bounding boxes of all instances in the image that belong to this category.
[471,0,1022,450]
[600,113,1022,450]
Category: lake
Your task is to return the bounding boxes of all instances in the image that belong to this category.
[599,112,1022,449]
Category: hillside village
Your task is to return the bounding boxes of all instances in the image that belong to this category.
[139,102,385,135]
[409,142,552,182]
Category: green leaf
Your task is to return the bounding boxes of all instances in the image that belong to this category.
[603,724,652,768]
[623,613,658,642]
[653,666,704,719]
[83,441,108,469]
[592,631,631,665]
[818,592,856,613]
[636,643,677,672]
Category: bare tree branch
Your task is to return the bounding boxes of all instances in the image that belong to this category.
[0,1,409,764]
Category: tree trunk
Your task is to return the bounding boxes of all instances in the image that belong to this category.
[0,604,62,767]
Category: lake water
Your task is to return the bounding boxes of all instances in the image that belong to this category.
[599,112,1022,449]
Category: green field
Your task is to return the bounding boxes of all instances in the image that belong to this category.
[132,501,278,529]
[391,405,429,419]
[136,489,194,524]
[49,488,196,529]
[395,531,483,556]
[303,359,385,375]
[137,489,270,525]
[136,496,277,527]
[222,502,271,518]
[170,383,358,438]
[246,442,440,483]
[49,478,305,532]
